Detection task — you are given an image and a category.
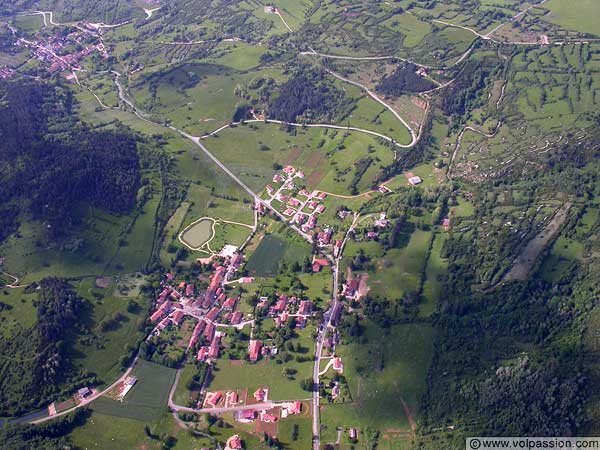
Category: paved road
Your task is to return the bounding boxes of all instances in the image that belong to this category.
[312,257,341,450]
[323,69,417,147]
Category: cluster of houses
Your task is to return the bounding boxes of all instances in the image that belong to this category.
[265,165,331,233]
[257,294,314,331]
[0,67,15,79]
[16,29,108,76]
[147,251,249,365]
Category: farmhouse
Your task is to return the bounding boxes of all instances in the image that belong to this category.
[260,411,278,423]
[205,391,222,407]
[333,356,344,373]
[288,401,302,415]
[230,311,243,325]
[185,283,195,297]
[150,301,172,322]
[171,310,185,325]
[237,409,256,423]
[253,387,268,402]
[408,175,422,186]
[77,387,91,399]
[333,239,343,257]
[342,278,359,299]
[226,390,238,405]
[298,300,312,315]
[317,229,332,245]
[226,434,243,450]
[225,436,243,450]
[223,296,237,310]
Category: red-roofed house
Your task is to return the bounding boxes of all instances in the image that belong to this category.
[150,301,172,322]
[226,391,238,405]
[197,346,209,361]
[205,391,222,407]
[223,297,237,310]
[171,310,185,325]
[238,409,256,422]
[333,356,344,373]
[260,412,278,423]
[317,229,332,245]
[342,278,359,299]
[298,300,312,315]
[185,283,195,297]
[283,165,295,174]
[203,322,216,340]
[227,434,243,450]
[230,311,243,325]
[249,339,262,362]
[208,335,221,359]
[288,401,302,415]
[206,307,220,321]
[253,387,268,402]
[333,239,343,257]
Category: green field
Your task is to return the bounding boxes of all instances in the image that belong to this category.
[544,0,600,35]
[92,360,176,422]
[368,228,432,299]
[421,233,448,317]
[245,234,288,277]
[323,322,435,437]
[208,327,316,400]
[68,277,145,386]
[203,122,395,195]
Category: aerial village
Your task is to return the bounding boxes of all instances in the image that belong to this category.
[144,241,340,433]
[1,15,111,80]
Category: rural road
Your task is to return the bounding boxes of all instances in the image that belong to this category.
[312,256,341,450]
[31,356,140,425]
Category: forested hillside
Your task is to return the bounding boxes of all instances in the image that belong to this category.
[0,279,94,416]
[0,80,140,242]
[268,69,355,123]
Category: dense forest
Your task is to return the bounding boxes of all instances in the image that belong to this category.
[376,63,436,96]
[268,69,354,123]
[416,158,600,447]
[0,278,95,416]
[1,408,87,450]
[441,56,502,117]
[0,79,141,242]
